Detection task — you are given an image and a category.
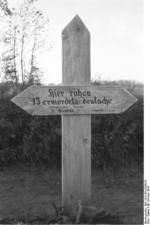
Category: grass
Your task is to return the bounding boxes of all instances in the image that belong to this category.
[0,164,143,224]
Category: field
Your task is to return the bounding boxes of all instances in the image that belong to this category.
[0,164,143,224]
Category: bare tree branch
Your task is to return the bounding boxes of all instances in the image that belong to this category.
[0,0,12,16]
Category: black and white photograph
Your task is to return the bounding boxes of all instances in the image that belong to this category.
[0,0,145,224]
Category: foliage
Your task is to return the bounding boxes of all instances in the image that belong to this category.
[0,80,143,170]
[23,116,61,166]
[91,98,143,169]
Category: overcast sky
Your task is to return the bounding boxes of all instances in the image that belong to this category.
[9,0,144,84]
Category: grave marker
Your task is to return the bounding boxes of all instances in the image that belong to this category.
[11,85,137,115]
[11,15,137,212]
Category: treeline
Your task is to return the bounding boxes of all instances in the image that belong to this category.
[0,80,143,169]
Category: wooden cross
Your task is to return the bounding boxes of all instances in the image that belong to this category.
[11,15,137,212]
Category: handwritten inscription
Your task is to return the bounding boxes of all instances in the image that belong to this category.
[48,88,91,98]
[32,88,112,107]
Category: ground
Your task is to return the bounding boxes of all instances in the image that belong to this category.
[0,164,143,224]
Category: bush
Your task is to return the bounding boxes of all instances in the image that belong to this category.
[0,81,143,169]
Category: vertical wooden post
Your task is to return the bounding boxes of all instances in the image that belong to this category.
[62,15,91,211]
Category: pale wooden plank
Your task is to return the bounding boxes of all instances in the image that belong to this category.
[62,15,91,211]
[11,85,137,115]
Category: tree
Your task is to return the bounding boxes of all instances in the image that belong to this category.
[28,9,49,84]
[0,0,50,84]
[0,1,18,83]
[17,0,50,84]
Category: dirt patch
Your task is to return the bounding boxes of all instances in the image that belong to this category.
[0,165,143,224]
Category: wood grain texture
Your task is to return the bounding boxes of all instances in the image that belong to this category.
[62,15,91,211]
[11,85,137,115]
